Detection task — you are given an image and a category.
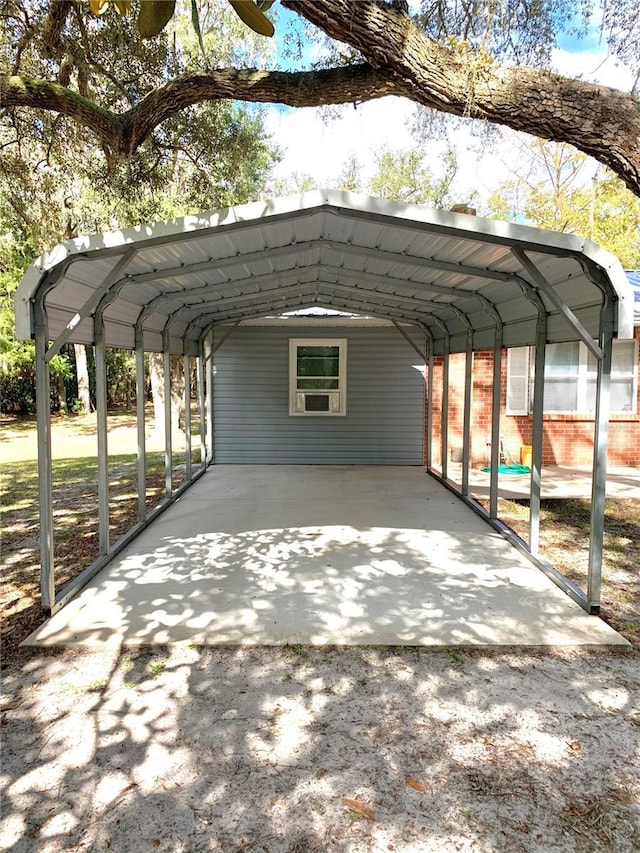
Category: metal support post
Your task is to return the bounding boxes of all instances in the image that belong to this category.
[461,331,473,497]
[587,303,615,613]
[184,351,192,480]
[529,315,548,555]
[135,326,146,522]
[34,298,55,610]
[197,348,206,467]
[94,309,110,555]
[163,330,172,496]
[489,330,503,520]
[426,334,433,468]
[205,331,214,464]
[441,341,450,481]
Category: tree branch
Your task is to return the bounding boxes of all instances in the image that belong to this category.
[123,64,399,151]
[42,0,74,57]
[2,65,400,156]
[2,0,640,198]
[1,76,123,156]
[284,0,640,197]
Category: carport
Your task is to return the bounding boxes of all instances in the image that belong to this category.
[15,191,635,621]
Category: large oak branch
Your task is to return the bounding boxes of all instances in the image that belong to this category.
[285,0,640,198]
[1,76,122,152]
[1,65,399,156]
[125,65,399,151]
[3,0,640,197]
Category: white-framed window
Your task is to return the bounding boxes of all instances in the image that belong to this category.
[506,339,638,415]
[289,338,347,416]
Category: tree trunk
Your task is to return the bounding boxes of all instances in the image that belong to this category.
[74,344,92,413]
[149,352,164,437]
[57,372,67,414]
[126,368,132,411]
[148,352,184,438]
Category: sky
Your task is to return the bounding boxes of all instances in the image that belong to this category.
[260,8,636,211]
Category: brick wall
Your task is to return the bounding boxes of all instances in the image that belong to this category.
[428,327,640,468]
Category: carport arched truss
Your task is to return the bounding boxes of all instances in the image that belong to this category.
[15,191,635,616]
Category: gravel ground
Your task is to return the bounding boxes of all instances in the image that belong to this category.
[1,645,639,853]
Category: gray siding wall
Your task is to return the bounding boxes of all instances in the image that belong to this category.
[213,325,425,464]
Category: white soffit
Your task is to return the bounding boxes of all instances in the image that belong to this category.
[15,190,635,355]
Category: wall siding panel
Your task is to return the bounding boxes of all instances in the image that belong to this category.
[213,326,424,464]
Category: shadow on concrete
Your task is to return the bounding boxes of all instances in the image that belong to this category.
[24,466,628,649]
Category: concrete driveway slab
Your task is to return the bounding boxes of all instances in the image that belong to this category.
[24,466,630,649]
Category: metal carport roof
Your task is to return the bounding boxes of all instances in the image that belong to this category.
[15,190,635,355]
[14,190,636,621]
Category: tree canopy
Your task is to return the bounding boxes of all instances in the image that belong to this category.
[0,0,279,414]
[488,140,640,267]
[2,0,639,197]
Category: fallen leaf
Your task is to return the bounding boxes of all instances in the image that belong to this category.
[568,740,582,753]
[406,777,427,792]
[342,797,375,821]
[151,841,161,848]
[0,700,23,712]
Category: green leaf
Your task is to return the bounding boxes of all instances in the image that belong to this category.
[138,0,176,39]
[228,0,275,37]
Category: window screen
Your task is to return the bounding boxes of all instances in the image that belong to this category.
[289,339,346,416]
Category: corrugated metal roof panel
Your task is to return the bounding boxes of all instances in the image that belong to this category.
[15,191,635,353]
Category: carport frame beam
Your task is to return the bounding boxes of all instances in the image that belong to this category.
[94,305,110,556]
[34,297,55,611]
[587,300,615,612]
[135,326,147,523]
[163,328,173,497]
[529,310,548,555]
[489,327,503,520]
[203,330,214,464]
[184,351,192,480]
[197,346,206,466]
[462,329,473,498]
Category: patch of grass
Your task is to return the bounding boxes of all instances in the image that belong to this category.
[60,675,108,695]
[444,647,465,667]
[1,412,204,664]
[147,659,167,678]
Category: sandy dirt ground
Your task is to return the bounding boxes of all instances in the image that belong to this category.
[1,645,639,853]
